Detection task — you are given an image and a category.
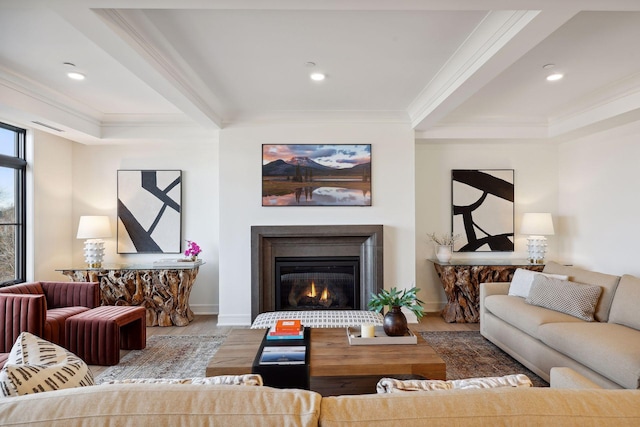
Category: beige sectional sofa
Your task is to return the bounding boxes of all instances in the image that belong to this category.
[0,368,639,426]
[481,261,640,389]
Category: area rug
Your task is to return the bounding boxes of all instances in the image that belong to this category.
[420,331,548,387]
[95,335,227,384]
[95,331,548,387]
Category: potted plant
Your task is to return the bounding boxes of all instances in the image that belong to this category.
[184,240,202,261]
[427,232,460,263]
[368,286,424,336]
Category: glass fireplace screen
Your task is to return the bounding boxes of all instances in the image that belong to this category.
[275,257,359,310]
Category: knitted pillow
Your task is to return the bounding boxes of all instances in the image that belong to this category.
[525,275,602,321]
[376,374,532,393]
[99,374,263,386]
[0,332,94,397]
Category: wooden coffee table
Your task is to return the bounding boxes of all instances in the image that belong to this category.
[206,327,446,396]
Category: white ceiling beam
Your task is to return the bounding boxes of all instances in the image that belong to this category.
[54,5,223,129]
[409,8,578,132]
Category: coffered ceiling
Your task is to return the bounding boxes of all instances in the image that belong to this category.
[1,1,640,144]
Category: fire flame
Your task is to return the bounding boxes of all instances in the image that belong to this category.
[308,281,316,298]
[306,281,330,302]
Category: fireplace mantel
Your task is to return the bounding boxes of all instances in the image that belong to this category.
[251,225,383,321]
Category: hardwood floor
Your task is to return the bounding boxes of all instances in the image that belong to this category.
[90,312,479,377]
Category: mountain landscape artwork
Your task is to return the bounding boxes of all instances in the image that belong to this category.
[262,144,371,206]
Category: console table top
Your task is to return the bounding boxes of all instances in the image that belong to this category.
[56,261,204,271]
[429,258,543,267]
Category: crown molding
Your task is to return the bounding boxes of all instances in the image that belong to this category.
[0,67,101,138]
[224,110,410,127]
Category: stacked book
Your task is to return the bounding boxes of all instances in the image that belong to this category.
[266,319,304,340]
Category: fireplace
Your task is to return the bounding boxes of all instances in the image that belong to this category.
[275,256,360,310]
[251,225,383,320]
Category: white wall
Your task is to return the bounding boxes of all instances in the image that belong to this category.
[217,122,416,326]
[558,121,640,276]
[31,130,74,281]
[70,138,220,314]
[415,141,559,311]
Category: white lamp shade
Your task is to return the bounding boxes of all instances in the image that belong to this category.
[77,216,112,239]
[520,213,554,236]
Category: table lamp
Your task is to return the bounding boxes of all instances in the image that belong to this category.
[77,215,112,268]
[520,213,554,264]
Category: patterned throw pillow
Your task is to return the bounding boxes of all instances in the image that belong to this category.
[376,374,533,393]
[525,275,602,321]
[100,374,263,386]
[0,332,95,397]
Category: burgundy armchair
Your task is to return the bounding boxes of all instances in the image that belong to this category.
[0,281,99,365]
[0,293,46,367]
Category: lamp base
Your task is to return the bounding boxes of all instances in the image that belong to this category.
[83,239,105,269]
[526,235,547,265]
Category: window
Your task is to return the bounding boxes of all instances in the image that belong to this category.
[0,123,26,286]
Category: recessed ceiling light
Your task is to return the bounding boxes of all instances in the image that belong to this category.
[310,72,325,81]
[546,73,564,82]
[67,71,86,80]
[63,62,85,81]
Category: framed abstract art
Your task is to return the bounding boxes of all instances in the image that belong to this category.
[451,169,514,252]
[117,169,182,253]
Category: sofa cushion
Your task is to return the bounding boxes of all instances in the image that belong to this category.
[525,275,602,321]
[508,268,568,298]
[0,332,94,397]
[538,322,640,389]
[484,295,584,338]
[376,374,532,393]
[543,261,620,322]
[319,388,640,426]
[0,383,322,426]
[608,274,640,331]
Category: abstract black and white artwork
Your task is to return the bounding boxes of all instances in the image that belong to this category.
[452,169,514,252]
[117,170,182,254]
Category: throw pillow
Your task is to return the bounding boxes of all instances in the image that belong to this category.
[525,275,602,321]
[508,268,569,298]
[376,374,532,393]
[100,374,263,386]
[0,332,94,397]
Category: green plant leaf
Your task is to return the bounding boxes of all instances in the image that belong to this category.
[368,286,424,319]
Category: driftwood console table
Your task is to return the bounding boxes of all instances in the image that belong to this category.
[57,262,203,327]
[430,259,543,323]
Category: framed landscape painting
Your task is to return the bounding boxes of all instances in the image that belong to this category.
[262,144,371,206]
[451,169,514,252]
[117,169,182,253]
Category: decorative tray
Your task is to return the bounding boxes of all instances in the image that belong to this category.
[346,326,417,345]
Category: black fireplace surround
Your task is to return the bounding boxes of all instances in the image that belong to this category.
[251,225,383,321]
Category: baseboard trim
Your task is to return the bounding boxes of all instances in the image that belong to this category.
[217,313,252,326]
[190,304,219,315]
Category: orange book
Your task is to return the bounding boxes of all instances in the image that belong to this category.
[275,319,301,333]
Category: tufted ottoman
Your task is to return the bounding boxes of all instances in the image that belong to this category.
[66,306,146,366]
